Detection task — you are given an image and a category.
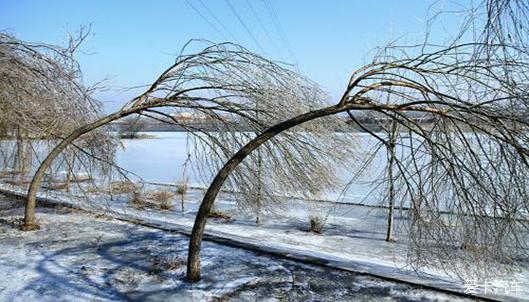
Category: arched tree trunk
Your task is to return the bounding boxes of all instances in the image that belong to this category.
[186,103,354,281]
[21,107,145,230]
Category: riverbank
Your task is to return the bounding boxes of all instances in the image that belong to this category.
[1,183,526,301]
[0,193,470,301]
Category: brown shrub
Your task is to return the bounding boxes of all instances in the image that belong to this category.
[149,190,175,210]
[309,215,324,234]
[149,255,185,275]
[109,181,137,195]
[128,190,146,209]
[208,209,231,220]
[176,182,188,195]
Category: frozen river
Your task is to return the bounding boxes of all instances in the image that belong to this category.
[0,131,405,206]
[117,132,388,205]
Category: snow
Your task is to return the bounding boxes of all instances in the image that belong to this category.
[1,131,528,300]
[0,195,472,301]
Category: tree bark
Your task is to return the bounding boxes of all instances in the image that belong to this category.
[186,103,353,281]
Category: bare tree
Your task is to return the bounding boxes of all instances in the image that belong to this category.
[15,0,529,284]
[186,0,529,281]
[22,41,357,233]
[0,29,117,220]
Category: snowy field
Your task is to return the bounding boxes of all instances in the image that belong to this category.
[1,182,528,301]
[0,195,470,301]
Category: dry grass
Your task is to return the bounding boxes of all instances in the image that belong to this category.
[175,182,188,195]
[128,190,146,209]
[47,174,93,183]
[149,255,185,276]
[92,213,112,220]
[42,182,69,191]
[0,170,22,177]
[112,268,140,287]
[208,209,231,220]
[126,188,176,211]
[86,186,104,194]
[148,190,175,211]
[4,178,32,186]
[109,181,137,195]
[70,175,93,183]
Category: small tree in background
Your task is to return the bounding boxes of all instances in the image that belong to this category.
[118,115,147,139]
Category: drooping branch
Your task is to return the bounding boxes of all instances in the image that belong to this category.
[187,33,529,280]
[22,41,356,231]
[0,30,117,200]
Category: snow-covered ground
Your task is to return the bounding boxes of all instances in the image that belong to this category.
[2,183,529,301]
[0,195,470,301]
[1,133,528,301]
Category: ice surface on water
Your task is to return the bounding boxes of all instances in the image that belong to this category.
[116,132,387,205]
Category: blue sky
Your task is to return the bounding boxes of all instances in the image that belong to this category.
[0,0,460,112]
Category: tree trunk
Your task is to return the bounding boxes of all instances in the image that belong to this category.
[181,194,185,213]
[255,98,262,224]
[186,103,354,282]
[255,148,262,224]
[65,150,75,193]
[385,120,397,242]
